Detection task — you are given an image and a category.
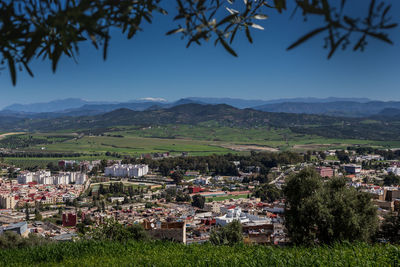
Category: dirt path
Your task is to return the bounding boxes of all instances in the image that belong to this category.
[218,143,279,152]
[0,132,24,140]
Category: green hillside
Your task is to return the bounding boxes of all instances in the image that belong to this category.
[0,241,399,266]
[2,103,400,141]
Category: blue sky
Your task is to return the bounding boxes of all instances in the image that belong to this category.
[0,1,399,108]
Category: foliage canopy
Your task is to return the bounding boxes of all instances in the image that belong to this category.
[283,168,378,245]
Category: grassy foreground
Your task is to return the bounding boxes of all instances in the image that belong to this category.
[0,241,399,266]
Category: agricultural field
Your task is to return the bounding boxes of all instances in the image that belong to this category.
[0,240,399,266]
[104,125,400,151]
[206,194,249,202]
[31,135,232,156]
[1,125,400,162]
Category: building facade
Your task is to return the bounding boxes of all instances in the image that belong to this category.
[104,164,149,178]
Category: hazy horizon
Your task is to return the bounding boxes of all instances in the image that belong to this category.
[0,2,399,108]
[0,95,385,110]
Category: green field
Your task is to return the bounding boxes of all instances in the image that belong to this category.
[207,194,249,202]
[34,135,232,156]
[1,125,400,162]
[0,241,399,266]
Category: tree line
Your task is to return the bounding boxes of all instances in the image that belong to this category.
[122,151,302,176]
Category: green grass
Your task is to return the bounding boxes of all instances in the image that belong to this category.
[0,241,399,266]
[2,125,400,160]
[207,194,249,202]
[28,135,233,156]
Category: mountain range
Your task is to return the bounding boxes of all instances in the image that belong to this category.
[2,96,390,118]
[254,101,400,117]
[3,96,400,120]
[1,103,400,141]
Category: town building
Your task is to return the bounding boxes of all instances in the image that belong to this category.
[0,222,29,236]
[344,164,362,174]
[387,166,400,176]
[215,207,271,226]
[316,167,334,178]
[17,171,86,185]
[104,164,149,178]
[62,213,77,227]
[0,195,16,209]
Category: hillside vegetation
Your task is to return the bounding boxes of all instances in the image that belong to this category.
[2,104,400,142]
[0,241,399,266]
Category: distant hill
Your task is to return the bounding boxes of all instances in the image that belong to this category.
[374,108,400,118]
[254,101,400,117]
[3,98,99,113]
[2,103,400,141]
[185,97,371,109]
[0,96,373,116]
[18,103,343,131]
[1,98,169,114]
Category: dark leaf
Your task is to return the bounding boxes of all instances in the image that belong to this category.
[287,26,329,50]
[5,51,16,85]
[217,14,237,27]
[219,37,238,57]
[22,61,34,77]
[365,31,393,44]
[103,35,109,60]
[229,25,239,44]
[382,23,397,29]
[274,0,286,13]
[166,28,184,35]
[353,34,366,51]
[245,27,253,44]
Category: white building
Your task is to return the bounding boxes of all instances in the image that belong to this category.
[388,166,400,176]
[104,164,149,178]
[215,207,271,226]
[17,171,33,184]
[194,176,211,185]
[17,170,86,185]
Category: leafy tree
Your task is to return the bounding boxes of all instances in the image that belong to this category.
[99,184,106,195]
[86,219,148,242]
[25,203,30,221]
[101,201,106,212]
[76,223,86,235]
[126,224,149,241]
[376,213,400,243]
[89,166,99,176]
[0,1,396,85]
[383,173,400,186]
[34,209,42,221]
[0,232,51,249]
[210,220,243,246]
[171,171,184,184]
[192,194,205,209]
[336,150,350,164]
[284,168,378,245]
[83,216,94,226]
[176,193,191,202]
[253,184,281,202]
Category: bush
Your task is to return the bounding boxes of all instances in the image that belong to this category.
[85,219,148,242]
[210,220,243,246]
[0,232,51,250]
